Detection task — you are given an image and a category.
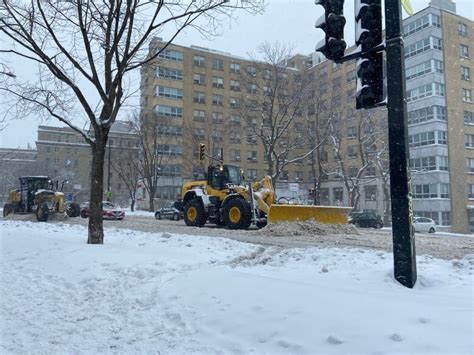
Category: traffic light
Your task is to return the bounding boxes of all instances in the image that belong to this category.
[354,0,384,109]
[315,0,347,61]
[199,143,206,161]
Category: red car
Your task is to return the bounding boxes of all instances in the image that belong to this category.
[80,201,125,220]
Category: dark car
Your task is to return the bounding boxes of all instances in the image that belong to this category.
[155,201,184,221]
[80,201,125,220]
[348,211,383,229]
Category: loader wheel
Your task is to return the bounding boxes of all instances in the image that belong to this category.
[66,203,81,217]
[3,204,13,218]
[184,198,206,227]
[36,203,50,222]
[224,198,252,230]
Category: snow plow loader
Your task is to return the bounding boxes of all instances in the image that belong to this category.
[2,176,79,222]
[181,164,351,230]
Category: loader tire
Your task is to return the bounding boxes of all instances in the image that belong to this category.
[36,203,49,222]
[184,198,206,227]
[66,203,81,217]
[3,204,13,218]
[224,198,252,230]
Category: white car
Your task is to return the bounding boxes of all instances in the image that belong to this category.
[413,217,436,233]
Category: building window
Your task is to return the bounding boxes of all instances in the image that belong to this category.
[465,134,474,148]
[212,112,224,124]
[230,80,240,92]
[332,76,341,88]
[157,48,183,61]
[247,151,258,162]
[193,109,206,121]
[212,76,224,89]
[248,169,257,180]
[441,212,451,226]
[247,83,257,94]
[410,156,437,171]
[155,105,182,118]
[406,83,444,102]
[230,131,241,144]
[193,73,206,85]
[212,58,224,71]
[458,22,468,37]
[155,86,182,99]
[409,131,436,147]
[230,62,240,74]
[438,156,449,171]
[408,105,446,125]
[346,69,356,82]
[156,67,183,80]
[212,130,224,143]
[347,126,357,139]
[230,149,241,162]
[467,158,474,173]
[465,111,474,125]
[193,128,205,140]
[157,124,182,136]
[194,91,206,104]
[333,187,343,204]
[365,185,377,201]
[296,171,304,182]
[437,131,447,144]
[193,55,205,67]
[405,36,442,58]
[413,184,438,199]
[156,144,182,156]
[406,59,443,80]
[247,66,257,76]
[347,146,358,159]
[212,94,223,106]
[279,171,289,181]
[158,165,182,177]
[469,184,474,199]
[440,183,450,198]
[460,45,469,58]
[461,66,471,81]
[230,114,241,126]
[403,14,429,36]
[462,89,472,102]
[230,97,240,108]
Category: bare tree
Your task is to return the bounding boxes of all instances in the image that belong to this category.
[238,42,316,182]
[0,0,263,243]
[328,110,384,210]
[110,143,140,212]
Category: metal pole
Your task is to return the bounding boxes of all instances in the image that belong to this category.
[107,138,111,193]
[384,0,417,287]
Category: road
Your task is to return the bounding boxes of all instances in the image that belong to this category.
[54,214,474,260]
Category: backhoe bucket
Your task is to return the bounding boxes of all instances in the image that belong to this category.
[267,205,352,225]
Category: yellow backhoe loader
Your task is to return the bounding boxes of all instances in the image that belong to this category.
[181,164,351,230]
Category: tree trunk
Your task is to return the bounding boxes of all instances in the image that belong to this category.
[382,179,391,226]
[130,198,135,212]
[148,192,155,212]
[88,137,106,244]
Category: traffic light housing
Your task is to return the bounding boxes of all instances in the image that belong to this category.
[315,0,347,61]
[199,143,206,161]
[355,0,385,109]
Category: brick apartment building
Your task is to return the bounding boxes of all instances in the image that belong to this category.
[140,0,472,233]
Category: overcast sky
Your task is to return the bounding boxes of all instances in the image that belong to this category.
[0,0,472,149]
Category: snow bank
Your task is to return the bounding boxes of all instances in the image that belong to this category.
[0,220,472,354]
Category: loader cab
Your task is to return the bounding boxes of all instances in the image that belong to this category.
[207,165,242,190]
[19,176,52,211]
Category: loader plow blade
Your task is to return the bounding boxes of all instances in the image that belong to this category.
[268,205,352,224]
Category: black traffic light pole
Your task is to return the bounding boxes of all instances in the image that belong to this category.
[384,0,417,288]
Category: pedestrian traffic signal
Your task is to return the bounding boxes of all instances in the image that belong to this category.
[315,0,347,61]
[355,0,385,109]
[199,143,206,161]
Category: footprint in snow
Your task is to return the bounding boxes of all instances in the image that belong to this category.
[321,266,329,273]
[326,335,343,345]
[418,317,429,324]
[389,333,404,342]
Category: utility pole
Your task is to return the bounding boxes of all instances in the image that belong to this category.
[107,137,111,193]
[384,0,417,288]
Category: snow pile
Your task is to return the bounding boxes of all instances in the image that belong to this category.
[1,220,473,354]
[258,219,359,237]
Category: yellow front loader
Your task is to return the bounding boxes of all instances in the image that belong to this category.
[181,164,351,230]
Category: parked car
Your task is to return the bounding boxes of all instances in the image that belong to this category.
[348,211,383,229]
[80,201,125,220]
[413,217,436,233]
[155,201,184,221]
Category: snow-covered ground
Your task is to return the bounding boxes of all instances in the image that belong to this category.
[1,221,473,354]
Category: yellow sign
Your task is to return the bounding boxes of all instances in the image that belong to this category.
[401,0,413,15]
